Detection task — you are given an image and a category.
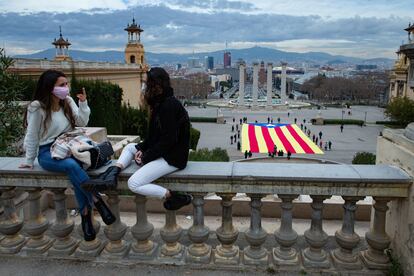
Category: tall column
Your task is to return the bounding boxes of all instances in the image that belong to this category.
[273,194,299,265]
[214,193,239,264]
[243,194,268,265]
[266,63,273,109]
[49,188,78,256]
[252,62,259,109]
[130,195,158,259]
[159,210,184,261]
[361,197,392,269]
[281,62,287,104]
[332,196,363,269]
[302,195,330,268]
[238,63,245,107]
[0,187,26,254]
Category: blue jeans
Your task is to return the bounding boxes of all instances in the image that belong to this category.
[38,144,92,212]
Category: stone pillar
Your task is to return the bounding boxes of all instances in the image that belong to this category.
[238,62,245,107]
[377,123,414,274]
[302,195,330,268]
[244,194,268,265]
[159,210,184,261]
[361,197,393,269]
[186,192,211,263]
[331,196,363,269]
[130,195,158,259]
[273,194,299,266]
[75,212,103,257]
[22,188,53,255]
[280,62,287,104]
[102,191,128,258]
[0,187,26,254]
[49,188,78,256]
[266,63,273,110]
[252,62,259,109]
[214,193,239,264]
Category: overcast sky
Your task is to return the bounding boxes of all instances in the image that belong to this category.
[0,0,412,58]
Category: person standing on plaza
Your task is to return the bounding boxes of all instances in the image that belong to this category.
[19,69,116,242]
[244,150,248,159]
[230,135,233,144]
[340,124,344,133]
[312,134,315,142]
[328,141,332,150]
[231,125,234,132]
[315,137,319,145]
[82,67,192,212]
[294,118,297,124]
[287,150,291,160]
[319,131,323,139]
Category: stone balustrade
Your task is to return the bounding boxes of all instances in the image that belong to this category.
[0,158,411,274]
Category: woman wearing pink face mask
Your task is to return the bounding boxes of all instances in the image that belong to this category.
[19,69,115,242]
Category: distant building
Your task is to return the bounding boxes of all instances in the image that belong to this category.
[205,56,214,70]
[224,51,231,68]
[389,23,414,101]
[52,26,71,61]
[175,63,182,70]
[356,64,377,71]
[258,61,266,87]
[215,67,239,82]
[188,57,200,68]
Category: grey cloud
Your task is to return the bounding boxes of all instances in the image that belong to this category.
[167,0,256,11]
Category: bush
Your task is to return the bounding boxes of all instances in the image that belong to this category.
[375,121,402,125]
[352,152,376,165]
[120,103,148,137]
[323,119,364,126]
[385,97,414,127]
[0,48,25,156]
[70,79,123,134]
[189,126,200,150]
[189,147,229,162]
[190,117,216,123]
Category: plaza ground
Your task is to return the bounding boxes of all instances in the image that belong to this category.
[187,104,387,164]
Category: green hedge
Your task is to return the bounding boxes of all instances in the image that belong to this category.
[190,126,200,150]
[189,147,229,162]
[323,119,364,126]
[352,152,376,165]
[190,117,216,123]
[375,121,403,126]
[70,79,123,134]
[120,104,148,137]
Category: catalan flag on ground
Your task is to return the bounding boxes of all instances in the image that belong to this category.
[241,123,323,154]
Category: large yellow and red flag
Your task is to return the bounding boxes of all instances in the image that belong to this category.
[241,123,323,154]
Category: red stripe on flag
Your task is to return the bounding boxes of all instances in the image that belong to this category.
[248,124,259,152]
[261,126,275,152]
[274,127,296,153]
[286,125,314,154]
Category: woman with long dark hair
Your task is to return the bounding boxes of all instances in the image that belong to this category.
[82,67,192,210]
[19,69,116,241]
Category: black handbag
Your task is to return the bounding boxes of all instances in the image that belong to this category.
[88,141,114,170]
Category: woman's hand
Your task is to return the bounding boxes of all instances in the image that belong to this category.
[76,87,87,102]
[135,150,143,165]
[19,163,33,169]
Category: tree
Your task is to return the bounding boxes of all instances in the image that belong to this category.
[385,97,414,127]
[352,152,376,165]
[0,48,25,156]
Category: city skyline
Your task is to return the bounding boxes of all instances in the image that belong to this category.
[0,0,413,59]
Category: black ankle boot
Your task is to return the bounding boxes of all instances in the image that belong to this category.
[81,210,96,241]
[95,197,116,225]
[81,166,121,192]
[163,191,192,211]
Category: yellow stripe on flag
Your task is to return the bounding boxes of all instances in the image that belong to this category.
[291,124,323,154]
[241,124,250,152]
[255,125,268,153]
[280,126,305,154]
[267,126,286,152]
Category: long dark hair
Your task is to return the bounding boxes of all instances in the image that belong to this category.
[144,67,173,107]
[23,70,76,135]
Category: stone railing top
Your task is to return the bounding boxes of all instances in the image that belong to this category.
[0,158,411,198]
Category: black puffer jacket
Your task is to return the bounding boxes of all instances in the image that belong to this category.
[136,89,190,169]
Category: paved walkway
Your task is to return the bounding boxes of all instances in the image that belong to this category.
[188,105,387,164]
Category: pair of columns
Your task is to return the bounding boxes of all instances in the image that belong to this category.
[238,62,287,108]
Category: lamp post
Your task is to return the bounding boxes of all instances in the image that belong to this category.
[364,111,367,126]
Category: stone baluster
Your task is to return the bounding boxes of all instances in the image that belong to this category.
[159,210,184,261]
[49,188,78,256]
[302,195,330,268]
[214,193,239,264]
[0,187,26,254]
[273,194,299,266]
[186,192,211,263]
[361,197,393,269]
[243,194,268,265]
[22,188,53,254]
[332,196,363,269]
[130,195,158,259]
[102,191,128,258]
[75,210,103,257]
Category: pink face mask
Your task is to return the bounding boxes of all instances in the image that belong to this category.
[52,86,69,100]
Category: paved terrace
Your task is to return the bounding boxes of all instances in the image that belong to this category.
[0,157,411,275]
